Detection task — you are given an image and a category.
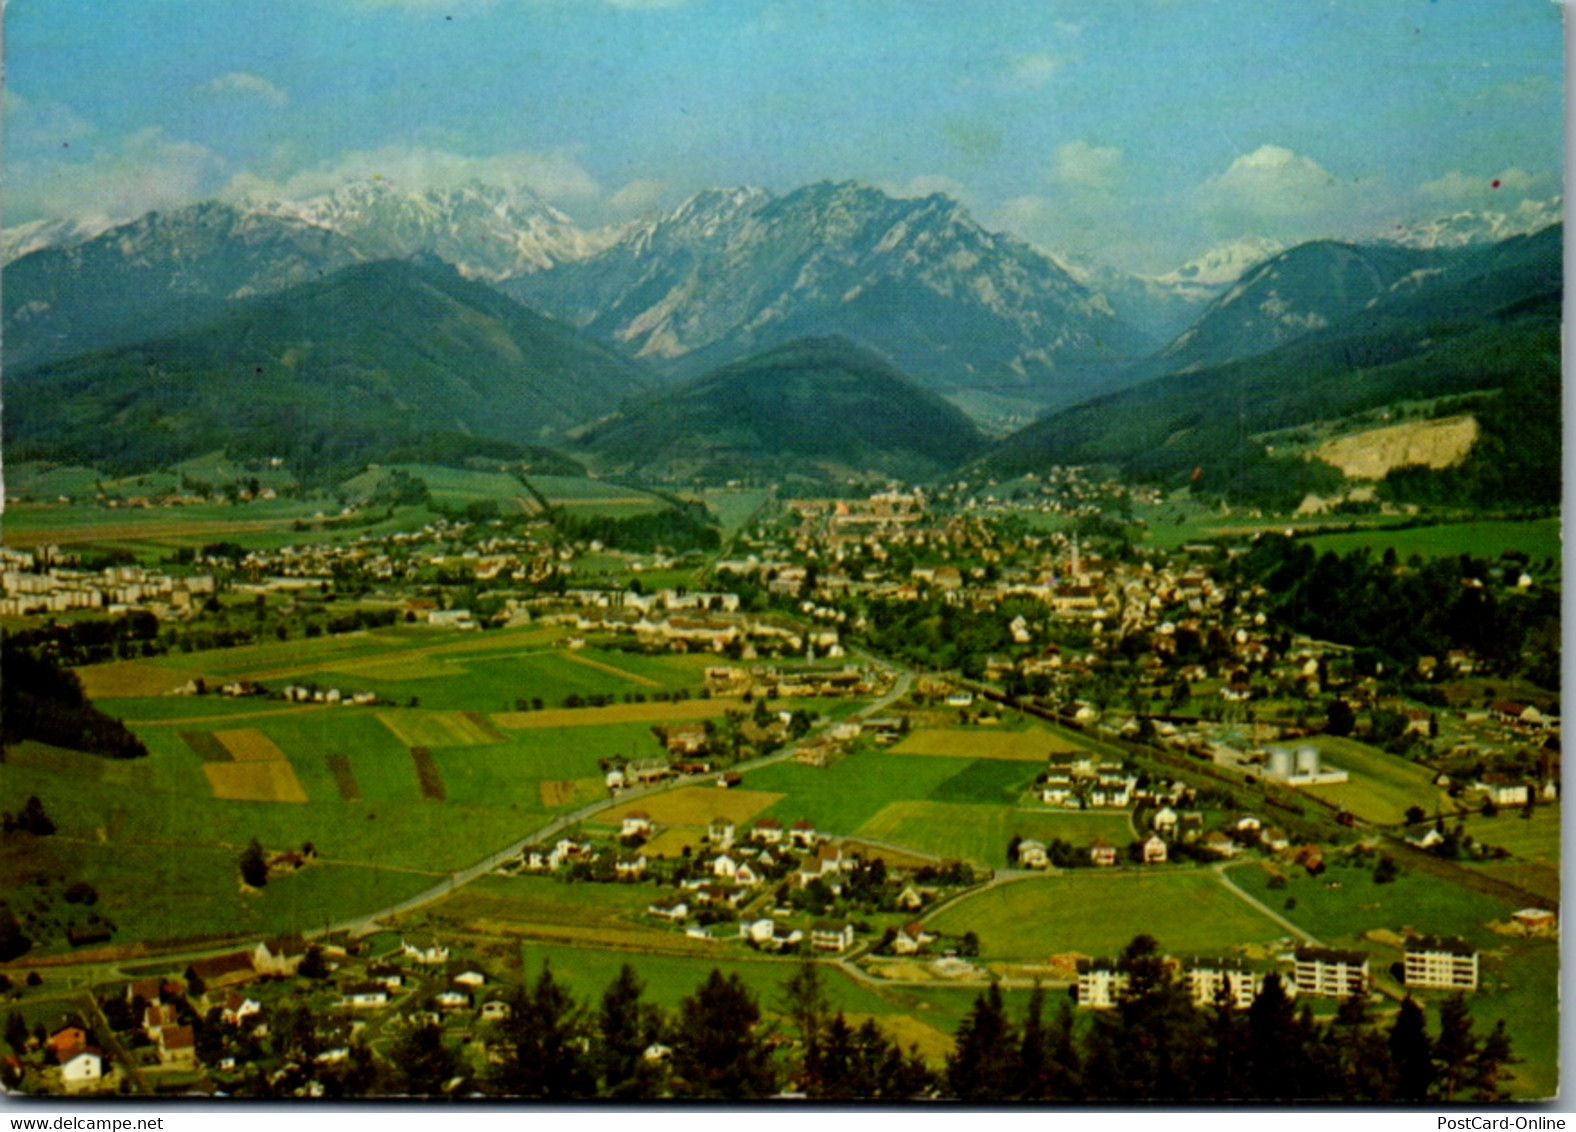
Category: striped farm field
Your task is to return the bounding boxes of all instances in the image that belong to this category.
[892,726,1088,762]
[558,649,663,687]
[492,698,737,730]
[179,731,233,763]
[538,778,605,808]
[202,759,309,803]
[410,747,446,800]
[377,709,505,748]
[610,786,784,828]
[326,753,360,800]
[214,728,289,763]
[855,800,1011,864]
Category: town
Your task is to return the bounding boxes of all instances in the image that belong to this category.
[0,474,1559,1099]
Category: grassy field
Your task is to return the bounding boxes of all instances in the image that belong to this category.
[525,474,670,517]
[1228,860,1556,1099]
[1296,736,1456,825]
[1301,518,1561,566]
[1455,805,1560,862]
[928,759,1042,805]
[746,752,977,835]
[892,725,1088,761]
[0,619,756,948]
[341,464,538,514]
[1225,858,1514,949]
[852,801,1131,866]
[930,871,1287,959]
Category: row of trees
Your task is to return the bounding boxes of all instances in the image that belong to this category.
[359,935,1514,1101]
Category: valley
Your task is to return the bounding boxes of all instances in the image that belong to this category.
[0,174,1561,1104]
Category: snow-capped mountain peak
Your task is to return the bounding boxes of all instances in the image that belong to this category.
[1374,196,1562,250]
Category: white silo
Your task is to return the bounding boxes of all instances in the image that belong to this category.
[1269,748,1294,779]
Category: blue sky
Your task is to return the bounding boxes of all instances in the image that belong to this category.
[4,0,1563,272]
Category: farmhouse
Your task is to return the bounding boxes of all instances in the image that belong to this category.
[158,1025,197,1068]
[648,895,689,921]
[620,811,654,838]
[1142,834,1168,864]
[1292,947,1369,998]
[186,951,258,997]
[751,817,784,845]
[891,922,935,956]
[61,1049,106,1093]
[401,936,451,966]
[1017,839,1050,869]
[340,982,392,1010]
[1089,839,1118,867]
[47,1027,89,1063]
[1403,936,1479,991]
[253,934,307,976]
[811,920,857,953]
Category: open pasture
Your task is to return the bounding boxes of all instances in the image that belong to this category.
[538,778,605,809]
[1458,805,1560,863]
[930,871,1288,959]
[1298,736,1456,825]
[747,752,977,835]
[377,709,505,748]
[214,728,289,763]
[325,754,360,800]
[1226,859,1513,949]
[612,786,784,829]
[179,730,233,763]
[493,697,733,730]
[203,759,309,803]
[526,474,669,514]
[852,801,1127,866]
[928,759,1040,805]
[76,659,202,699]
[892,725,1086,761]
[409,747,446,800]
[1301,518,1561,566]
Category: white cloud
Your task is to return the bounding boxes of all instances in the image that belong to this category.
[222,144,602,204]
[7,127,226,224]
[1002,51,1064,89]
[1052,140,1122,188]
[1418,166,1545,203]
[197,72,289,109]
[1199,144,1340,217]
[609,178,669,214]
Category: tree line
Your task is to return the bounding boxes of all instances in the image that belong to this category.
[358,934,1513,1101]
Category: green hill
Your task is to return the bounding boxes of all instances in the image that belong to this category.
[4,257,653,484]
[977,225,1561,509]
[579,336,989,482]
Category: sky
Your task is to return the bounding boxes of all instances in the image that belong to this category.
[3,0,1565,273]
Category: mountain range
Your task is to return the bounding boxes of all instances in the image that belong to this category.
[2,177,1562,499]
[976,222,1562,508]
[4,257,652,483]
